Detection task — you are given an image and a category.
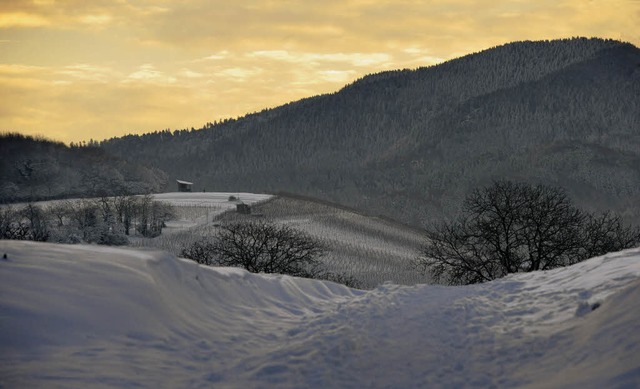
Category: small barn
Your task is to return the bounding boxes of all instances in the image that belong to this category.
[176,180,193,192]
[236,203,251,215]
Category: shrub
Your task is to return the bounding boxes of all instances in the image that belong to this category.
[0,204,50,242]
[99,232,129,246]
[415,181,640,285]
[182,220,326,278]
[180,239,217,265]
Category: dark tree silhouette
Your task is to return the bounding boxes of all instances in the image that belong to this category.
[180,239,217,266]
[416,182,640,285]
[182,220,326,278]
[20,203,50,242]
[0,133,167,203]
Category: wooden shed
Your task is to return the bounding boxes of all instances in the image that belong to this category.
[236,203,251,214]
[176,179,193,192]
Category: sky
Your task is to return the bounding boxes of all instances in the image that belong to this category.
[1,0,639,144]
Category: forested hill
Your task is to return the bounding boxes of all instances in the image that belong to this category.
[0,134,168,202]
[101,38,640,226]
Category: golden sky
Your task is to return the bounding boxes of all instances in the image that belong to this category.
[1,0,639,144]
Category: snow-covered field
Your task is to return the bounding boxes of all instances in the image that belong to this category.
[132,193,428,288]
[1,241,639,388]
[152,192,272,229]
[152,192,272,208]
[4,191,424,287]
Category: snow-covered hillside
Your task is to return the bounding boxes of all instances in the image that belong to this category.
[215,195,429,288]
[1,241,639,388]
[152,192,272,208]
[152,191,272,229]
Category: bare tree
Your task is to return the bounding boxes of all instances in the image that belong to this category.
[416,181,640,285]
[0,206,29,240]
[134,195,175,237]
[581,212,640,259]
[180,239,217,266]
[47,200,73,227]
[182,220,326,278]
[0,202,70,243]
[112,194,137,235]
[20,203,49,242]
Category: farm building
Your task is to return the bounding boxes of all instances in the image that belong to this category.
[176,180,193,192]
[236,203,251,214]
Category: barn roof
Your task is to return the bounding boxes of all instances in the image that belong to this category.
[176,180,193,185]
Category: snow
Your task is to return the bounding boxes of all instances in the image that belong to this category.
[152,192,272,208]
[152,192,272,230]
[1,241,639,388]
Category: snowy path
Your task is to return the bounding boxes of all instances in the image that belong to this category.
[1,241,639,388]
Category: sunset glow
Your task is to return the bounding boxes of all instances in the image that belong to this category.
[1,0,638,144]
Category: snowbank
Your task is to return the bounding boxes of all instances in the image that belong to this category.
[1,241,639,388]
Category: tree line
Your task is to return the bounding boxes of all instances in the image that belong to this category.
[0,195,175,245]
[0,133,167,204]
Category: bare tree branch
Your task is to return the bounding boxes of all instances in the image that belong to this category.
[416,181,640,285]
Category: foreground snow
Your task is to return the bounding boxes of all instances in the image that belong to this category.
[1,241,639,388]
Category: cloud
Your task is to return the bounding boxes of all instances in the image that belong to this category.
[0,64,48,75]
[78,14,112,26]
[214,67,263,81]
[0,12,50,28]
[0,0,164,31]
[318,70,358,83]
[58,64,116,82]
[178,68,204,79]
[126,65,177,84]
[201,51,230,61]
[248,50,392,67]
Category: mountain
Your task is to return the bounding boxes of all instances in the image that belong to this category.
[0,133,168,202]
[97,38,640,226]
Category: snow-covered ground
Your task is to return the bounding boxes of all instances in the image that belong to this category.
[152,192,272,229]
[152,192,272,208]
[3,192,272,230]
[1,241,639,388]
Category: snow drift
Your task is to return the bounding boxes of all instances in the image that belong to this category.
[1,241,639,388]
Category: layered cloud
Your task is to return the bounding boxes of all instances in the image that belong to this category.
[1,0,638,143]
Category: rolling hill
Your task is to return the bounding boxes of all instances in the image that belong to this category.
[131,192,428,289]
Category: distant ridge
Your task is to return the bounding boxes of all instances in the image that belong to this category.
[89,38,640,225]
[0,133,167,202]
